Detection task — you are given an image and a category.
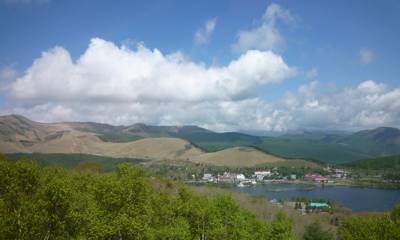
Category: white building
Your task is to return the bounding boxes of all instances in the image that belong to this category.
[202,173,214,182]
[254,171,271,180]
[235,174,246,181]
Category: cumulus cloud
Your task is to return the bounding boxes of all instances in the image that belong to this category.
[11,38,294,104]
[4,38,296,130]
[359,48,374,65]
[194,18,217,46]
[232,3,294,53]
[277,80,400,130]
[3,38,400,132]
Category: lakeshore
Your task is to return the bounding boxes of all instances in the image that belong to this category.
[230,183,400,212]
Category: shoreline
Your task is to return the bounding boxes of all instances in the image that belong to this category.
[188,179,400,190]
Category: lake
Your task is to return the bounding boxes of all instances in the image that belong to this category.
[231,183,400,212]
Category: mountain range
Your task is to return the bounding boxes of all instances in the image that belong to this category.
[1,114,400,164]
[0,115,314,167]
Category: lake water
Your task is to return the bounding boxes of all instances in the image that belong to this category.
[231,183,400,212]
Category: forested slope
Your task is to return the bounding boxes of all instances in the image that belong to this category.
[0,155,293,239]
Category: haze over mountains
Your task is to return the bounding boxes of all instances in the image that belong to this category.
[1,114,400,164]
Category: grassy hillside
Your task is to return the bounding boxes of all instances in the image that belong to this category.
[189,146,284,167]
[178,132,262,152]
[3,115,400,164]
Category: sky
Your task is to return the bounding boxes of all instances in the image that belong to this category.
[1,0,400,132]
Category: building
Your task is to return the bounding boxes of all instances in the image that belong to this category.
[235,174,246,181]
[333,169,348,179]
[307,202,330,210]
[304,174,329,183]
[202,173,215,182]
[218,172,235,183]
[254,171,271,180]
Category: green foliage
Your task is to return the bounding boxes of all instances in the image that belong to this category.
[338,205,400,240]
[0,155,279,239]
[270,210,295,240]
[182,131,374,164]
[345,155,400,181]
[345,155,400,171]
[74,161,103,173]
[6,153,144,172]
[303,220,334,240]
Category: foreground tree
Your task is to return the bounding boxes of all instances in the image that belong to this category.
[303,220,334,240]
[0,156,279,239]
[338,205,400,240]
[270,210,295,240]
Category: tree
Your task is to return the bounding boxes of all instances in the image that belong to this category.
[271,210,295,240]
[303,220,334,240]
[0,156,278,239]
[74,161,102,173]
[338,213,400,240]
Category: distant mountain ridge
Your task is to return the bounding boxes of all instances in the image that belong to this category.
[1,114,400,164]
[0,115,297,167]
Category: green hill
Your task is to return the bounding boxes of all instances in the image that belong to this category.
[6,153,144,171]
[344,155,400,171]
[336,127,400,156]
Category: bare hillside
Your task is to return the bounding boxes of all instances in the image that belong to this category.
[0,115,203,161]
[189,146,285,167]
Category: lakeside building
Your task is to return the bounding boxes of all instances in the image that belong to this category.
[332,169,349,179]
[306,202,330,212]
[235,174,246,181]
[304,174,329,183]
[202,173,215,182]
[254,171,272,180]
[218,172,235,183]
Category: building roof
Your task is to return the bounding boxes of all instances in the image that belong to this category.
[309,202,329,208]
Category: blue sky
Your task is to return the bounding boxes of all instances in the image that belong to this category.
[1,0,400,131]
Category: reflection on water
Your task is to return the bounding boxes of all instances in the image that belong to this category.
[232,183,400,212]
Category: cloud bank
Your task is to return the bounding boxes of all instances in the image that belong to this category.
[4,38,298,131]
[3,38,400,132]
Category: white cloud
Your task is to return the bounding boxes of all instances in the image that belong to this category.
[194,18,217,46]
[357,80,385,94]
[359,48,374,65]
[305,67,318,79]
[232,3,294,53]
[277,80,400,130]
[3,38,400,132]
[4,38,296,130]
[11,38,294,104]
